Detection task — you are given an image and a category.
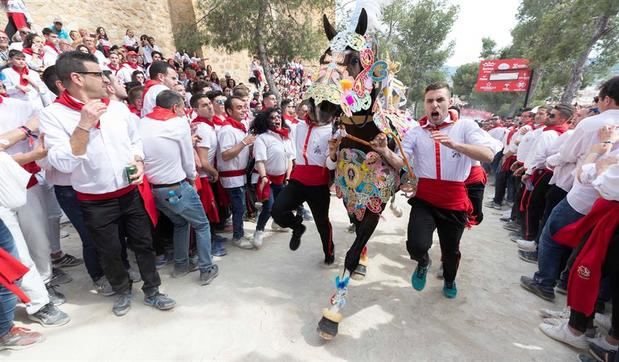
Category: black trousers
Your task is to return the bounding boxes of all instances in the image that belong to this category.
[271,180,334,258]
[534,185,567,245]
[344,204,385,273]
[466,182,485,225]
[493,168,512,204]
[522,171,553,240]
[406,198,467,283]
[80,189,161,295]
[569,229,619,338]
[152,213,174,256]
[511,175,523,223]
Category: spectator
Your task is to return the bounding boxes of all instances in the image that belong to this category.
[48,17,69,40]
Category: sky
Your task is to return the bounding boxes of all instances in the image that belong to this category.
[338,0,522,67]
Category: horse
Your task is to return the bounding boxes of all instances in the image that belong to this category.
[303,8,416,340]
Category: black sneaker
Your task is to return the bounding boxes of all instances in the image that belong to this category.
[199,265,219,286]
[520,276,555,301]
[144,292,176,311]
[588,340,617,362]
[112,291,132,317]
[50,267,72,286]
[28,302,70,327]
[289,224,306,251]
[45,283,66,306]
[518,250,538,264]
[51,253,83,268]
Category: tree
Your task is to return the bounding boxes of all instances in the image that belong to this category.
[378,0,458,115]
[195,0,332,99]
[480,37,498,59]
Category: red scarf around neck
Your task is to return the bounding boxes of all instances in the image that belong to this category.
[11,66,29,87]
[125,61,139,70]
[142,79,161,102]
[283,114,298,124]
[44,41,60,54]
[192,116,215,128]
[55,91,110,128]
[145,106,177,121]
[212,115,228,127]
[543,122,569,135]
[108,63,121,72]
[22,47,43,59]
[127,104,140,116]
[225,116,247,133]
[418,109,459,131]
[270,127,289,139]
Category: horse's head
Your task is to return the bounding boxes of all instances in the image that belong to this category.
[305,9,384,125]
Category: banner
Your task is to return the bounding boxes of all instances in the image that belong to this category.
[475,59,531,93]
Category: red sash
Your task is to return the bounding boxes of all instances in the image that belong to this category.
[464,165,487,185]
[196,177,220,223]
[553,198,619,316]
[0,248,30,303]
[290,165,329,186]
[415,178,474,226]
[501,155,517,172]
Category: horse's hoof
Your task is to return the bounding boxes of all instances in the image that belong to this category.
[317,315,339,340]
[351,264,367,280]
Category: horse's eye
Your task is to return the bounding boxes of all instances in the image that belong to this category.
[351,57,360,65]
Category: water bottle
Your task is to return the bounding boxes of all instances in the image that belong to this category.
[167,190,180,205]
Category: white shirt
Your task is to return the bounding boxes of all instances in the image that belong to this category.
[521,127,545,167]
[293,122,335,169]
[488,126,507,143]
[546,130,575,192]
[41,99,144,195]
[254,131,294,176]
[525,128,565,174]
[515,126,538,162]
[1,67,48,110]
[401,118,502,182]
[141,84,168,117]
[42,45,59,66]
[593,163,619,201]
[139,115,196,185]
[560,109,619,214]
[0,97,35,156]
[123,36,138,48]
[92,49,107,66]
[194,121,218,178]
[216,124,250,188]
[117,64,144,84]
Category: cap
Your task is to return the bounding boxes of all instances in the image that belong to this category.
[53,17,63,24]
[126,51,138,56]
[225,72,231,78]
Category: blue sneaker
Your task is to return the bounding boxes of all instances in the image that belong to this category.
[443,281,457,299]
[411,262,430,291]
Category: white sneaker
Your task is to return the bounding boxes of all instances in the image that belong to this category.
[516,239,537,252]
[271,223,287,233]
[539,307,570,319]
[232,236,255,250]
[542,317,565,326]
[588,335,619,351]
[252,231,264,249]
[594,313,612,331]
[539,321,588,349]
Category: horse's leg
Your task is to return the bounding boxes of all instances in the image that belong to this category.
[317,269,351,340]
[346,208,383,280]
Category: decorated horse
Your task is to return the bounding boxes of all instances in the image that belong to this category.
[303,7,417,340]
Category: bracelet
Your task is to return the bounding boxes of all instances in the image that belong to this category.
[602,141,613,144]
[241,140,248,146]
[260,175,268,180]
[18,126,32,138]
[75,124,91,132]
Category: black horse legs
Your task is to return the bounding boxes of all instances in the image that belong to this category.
[344,204,386,273]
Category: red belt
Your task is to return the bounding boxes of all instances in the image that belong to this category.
[219,169,246,178]
[76,185,137,201]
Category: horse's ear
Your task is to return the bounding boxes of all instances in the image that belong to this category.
[323,14,337,41]
[355,8,368,36]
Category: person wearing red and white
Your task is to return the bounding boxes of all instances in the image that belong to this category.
[401,82,500,299]
[140,61,177,117]
[516,104,574,252]
[117,50,143,84]
[40,51,175,317]
[271,113,338,264]
[216,96,255,249]
[1,50,50,110]
[140,90,218,285]
[250,108,294,248]
[41,28,60,67]
[103,52,123,76]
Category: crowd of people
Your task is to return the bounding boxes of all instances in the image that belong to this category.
[0,3,617,361]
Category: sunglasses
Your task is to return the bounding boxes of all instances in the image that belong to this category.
[214,99,225,105]
[75,71,104,78]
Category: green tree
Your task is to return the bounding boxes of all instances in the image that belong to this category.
[480,37,498,59]
[378,0,458,115]
[194,0,332,99]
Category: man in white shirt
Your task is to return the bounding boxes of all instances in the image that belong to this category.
[140,90,219,285]
[141,61,178,117]
[401,82,500,299]
[41,28,60,66]
[520,76,619,302]
[217,96,256,248]
[41,51,176,316]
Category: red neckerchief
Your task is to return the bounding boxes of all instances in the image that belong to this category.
[270,127,289,139]
[143,79,161,99]
[125,61,139,70]
[506,127,518,144]
[303,114,314,127]
[225,116,247,133]
[108,63,121,72]
[543,123,569,135]
[145,106,177,121]
[55,91,110,128]
[44,41,60,54]
[283,114,298,124]
[12,66,29,87]
[0,95,4,104]
[192,116,215,128]
[418,109,458,131]
[22,47,44,60]
[127,104,140,116]
[212,115,228,127]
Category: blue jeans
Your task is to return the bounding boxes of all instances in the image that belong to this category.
[54,185,105,281]
[225,186,246,239]
[256,183,284,231]
[152,181,213,272]
[0,219,18,336]
[533,198,584,292]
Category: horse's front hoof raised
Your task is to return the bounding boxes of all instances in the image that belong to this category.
[317,313,340,340]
